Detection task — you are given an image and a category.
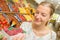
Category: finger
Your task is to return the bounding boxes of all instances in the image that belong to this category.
[2,37,7,40]
[18,33,25,40]
[13,36,17,40]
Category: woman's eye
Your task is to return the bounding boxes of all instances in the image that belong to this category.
[42,13,46,17]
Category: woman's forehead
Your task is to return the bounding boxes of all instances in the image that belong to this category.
[36,5,51,13]
[36,5,51,14]
[37,5,50,10]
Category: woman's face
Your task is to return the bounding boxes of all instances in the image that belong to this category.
[33,5,51,26]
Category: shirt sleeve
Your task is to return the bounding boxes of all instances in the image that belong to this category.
[52,31,56,40]
[20,22,32,40]
[20,22,31,33]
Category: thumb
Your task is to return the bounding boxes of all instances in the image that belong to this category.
[18,33,25,40]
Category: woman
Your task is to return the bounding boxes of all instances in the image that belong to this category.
[13,1,56,40]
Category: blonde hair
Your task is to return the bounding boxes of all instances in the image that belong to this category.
[39,1,55,16]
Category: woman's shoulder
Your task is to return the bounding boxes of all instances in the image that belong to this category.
[50,30,56,40]
[47,27,56,36]
[51,30,56,37]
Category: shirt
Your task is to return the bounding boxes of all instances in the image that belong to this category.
[20,22,56,40]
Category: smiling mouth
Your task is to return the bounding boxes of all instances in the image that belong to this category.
[34,20,41,23]
[34,19,41,22]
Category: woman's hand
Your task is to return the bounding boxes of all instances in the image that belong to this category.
[13,33,25,40]
[2,36,7,40]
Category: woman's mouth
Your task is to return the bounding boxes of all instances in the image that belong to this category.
[33,17,42,23]
[34,19,41,22]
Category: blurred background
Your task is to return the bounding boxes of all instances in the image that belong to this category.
[0,0,60,40]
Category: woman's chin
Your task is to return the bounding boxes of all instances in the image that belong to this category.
[33,21,41,25]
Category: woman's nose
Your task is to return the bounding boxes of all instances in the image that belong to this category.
[36,14,42,19]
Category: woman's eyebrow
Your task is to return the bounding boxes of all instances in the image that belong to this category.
[41,12,47,15]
